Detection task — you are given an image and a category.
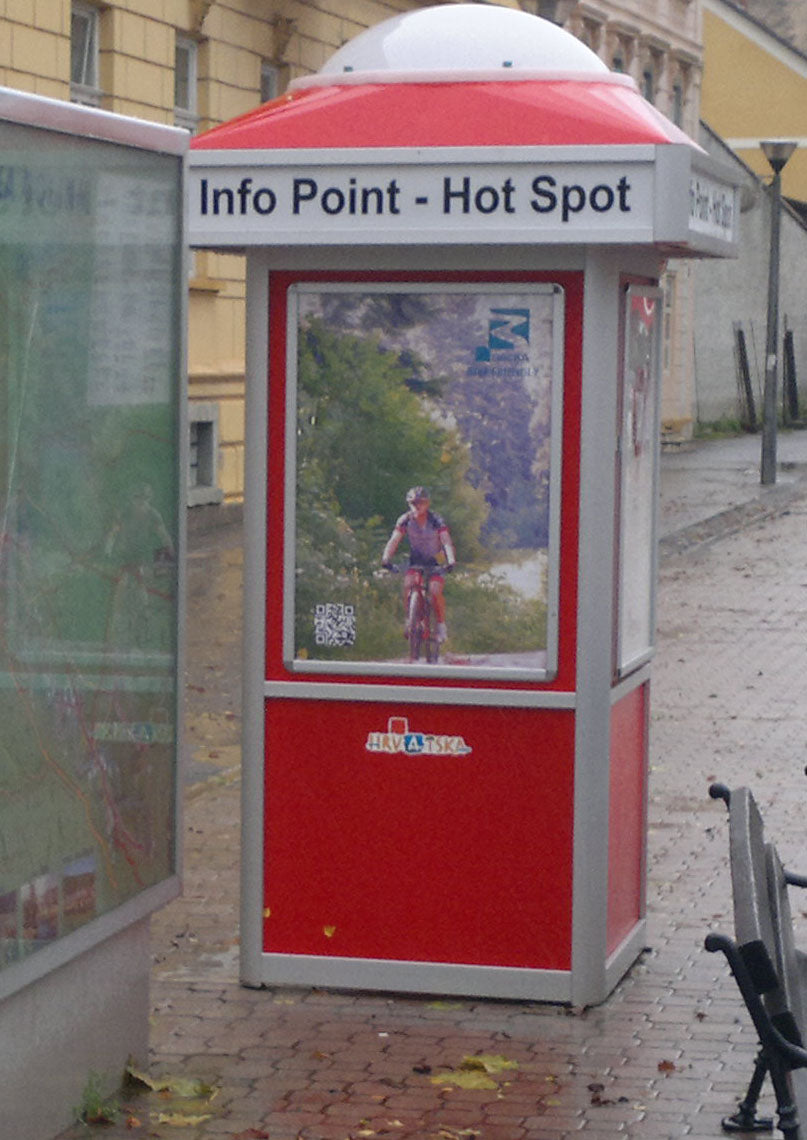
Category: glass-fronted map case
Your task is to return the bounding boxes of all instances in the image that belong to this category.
[0,117,183,976]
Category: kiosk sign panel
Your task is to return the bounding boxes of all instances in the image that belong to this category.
[194,155,653,243]
[284,282,564,680]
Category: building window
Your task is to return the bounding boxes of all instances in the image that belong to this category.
[612,53,625,72]
[261,61,280,103]
[641,67,655,102]
[174,36,198,133]
[580,19,604,55]
[671,81,684,126]
[188,404,223,506]
[71,3,101,106]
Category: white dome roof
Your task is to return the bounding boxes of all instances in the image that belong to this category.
[315,4,608,80]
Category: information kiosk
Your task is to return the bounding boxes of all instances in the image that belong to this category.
[189,4,738,1006]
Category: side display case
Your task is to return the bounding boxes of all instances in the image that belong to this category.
[0,99,185,999]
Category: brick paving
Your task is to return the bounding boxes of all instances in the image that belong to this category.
[55,452,807,1140]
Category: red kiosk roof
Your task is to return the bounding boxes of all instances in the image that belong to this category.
[190,78,695,152]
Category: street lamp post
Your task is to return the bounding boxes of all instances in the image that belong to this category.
[760,139,797,485]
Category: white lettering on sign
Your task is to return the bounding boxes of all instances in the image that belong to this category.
[689,174,736,241]
[190,160,656,244]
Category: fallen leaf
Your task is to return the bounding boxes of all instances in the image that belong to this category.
[152,1113,213,1126]
[658,1059,677,1073]
[461,1054,519,1075]
[125,1117,142,1131]
[590,1091,615,1106]
[429,1069,497,1091]
[127,1067,215,1100]
[231,1131,270,1140]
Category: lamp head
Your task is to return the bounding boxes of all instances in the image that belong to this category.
[760,139,797,174]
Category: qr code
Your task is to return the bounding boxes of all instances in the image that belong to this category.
[314,602,356,647]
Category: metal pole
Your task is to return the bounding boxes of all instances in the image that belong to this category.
[761,167,782,485]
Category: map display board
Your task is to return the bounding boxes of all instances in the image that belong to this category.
[284,282,564,680]
[0,119,183,976]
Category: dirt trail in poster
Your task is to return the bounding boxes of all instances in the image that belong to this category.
[289,284,562,675]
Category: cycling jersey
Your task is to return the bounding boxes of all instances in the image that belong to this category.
[392,510,450,567]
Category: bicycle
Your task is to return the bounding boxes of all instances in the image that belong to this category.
[384,563,446,664]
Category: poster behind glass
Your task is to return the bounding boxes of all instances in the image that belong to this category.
[285,283,564,680]
[617,285,662,675]
[0,120,182,974]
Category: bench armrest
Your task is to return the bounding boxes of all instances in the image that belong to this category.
[709,783,732,808]
[706,932,807,1069]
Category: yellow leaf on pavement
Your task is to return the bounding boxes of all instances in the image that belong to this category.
[126,1067,216,1100]
[152,1112,213,1126]
[461,1054,519,1075]
[429,1069,498,1091]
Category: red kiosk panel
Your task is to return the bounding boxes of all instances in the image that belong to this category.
[264,699,575,969]
[607,684,648,954]
[261,269,583,978]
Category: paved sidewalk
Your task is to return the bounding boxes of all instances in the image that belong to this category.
[55,433,807,1140]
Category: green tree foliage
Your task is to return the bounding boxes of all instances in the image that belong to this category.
[297,318,481,534]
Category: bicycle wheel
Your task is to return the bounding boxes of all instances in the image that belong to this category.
[423,601,440,664]
[407,589,423,661]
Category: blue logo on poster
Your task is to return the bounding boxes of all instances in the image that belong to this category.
[475,308,530,362]
[404,733,425,754]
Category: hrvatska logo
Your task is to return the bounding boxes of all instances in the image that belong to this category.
[365,717,472,757]
[475,308,530,363]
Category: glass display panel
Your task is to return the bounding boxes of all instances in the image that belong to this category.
[0,119,182,970]
[616,285,662,675]
[284,282,564,681]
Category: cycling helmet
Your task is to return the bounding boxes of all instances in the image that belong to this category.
[406,485,430,504]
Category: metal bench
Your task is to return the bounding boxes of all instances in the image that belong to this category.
[706,783,807,1138]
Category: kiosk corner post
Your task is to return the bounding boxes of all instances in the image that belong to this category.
[240,251,271,988]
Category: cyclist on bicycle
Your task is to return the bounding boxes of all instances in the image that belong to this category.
[381,486,456,643]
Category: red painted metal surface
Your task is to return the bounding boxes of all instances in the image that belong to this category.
[191,79,693,152]
[263,699,575,969]
[265,269,584,695]
[607,683,648,954]
[261,269,585,973]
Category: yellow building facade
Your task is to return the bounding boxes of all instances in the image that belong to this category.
[1,0,706,501]
[702,0,807,202]
[1,0,423,503]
